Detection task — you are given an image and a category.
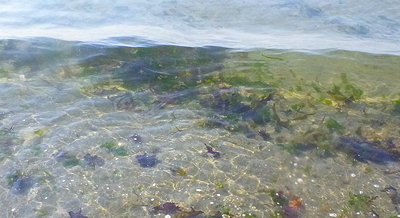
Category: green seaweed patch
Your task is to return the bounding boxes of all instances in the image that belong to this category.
[344,84,363,99]
[81,66,98,77]
[215,182,224,188]
[262,54,284,61]
[34,208,48,216]
[269,211,283,218]
[279,143,300,154]
[214,205,235,217]
[347,192,376,213]
[325,74,364,103]
[100,141,129,156]
[37,171,54,184]
[0,68,8,78]
[62,155,80,168]
[6,171,24,187]
[325,118,345,133]
[303,166,312,176]
[244,213,257,218]
[312,83,322,93]
[291,103,305,112]
[34,129,45,136]
[391,97,400,114]
[176,168,187,176]
[316,98,333,105]
[170,167,187,176]
[268,189,289,207]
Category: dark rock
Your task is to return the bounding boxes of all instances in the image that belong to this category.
[68,209,89,218]
[129,134,142,144]
[245,132,257,138]
[136,154,159,168]
[258,130,271,141]
[11,176,34,195]
[338,135,398,164]
[83,153,105,167]
[382,186,400,205]
[153,202,181,215]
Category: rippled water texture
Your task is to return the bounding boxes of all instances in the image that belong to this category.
[1,39,400,217]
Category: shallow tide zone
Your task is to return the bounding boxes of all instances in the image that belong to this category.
[1,39,400,217]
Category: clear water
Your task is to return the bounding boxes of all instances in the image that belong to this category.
[1,1,400,218]
[0,0,399,54]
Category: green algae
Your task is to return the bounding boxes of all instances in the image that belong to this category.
[100,141,129,156]
[391,97,400,114]
[34,129,45,136]
[215,182,224,188]
[325,118,345,133]
[62,155,80,168]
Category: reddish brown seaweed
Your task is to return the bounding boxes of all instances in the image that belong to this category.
[205,145,220,158]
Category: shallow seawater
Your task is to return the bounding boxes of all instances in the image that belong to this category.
[1,38,400,218]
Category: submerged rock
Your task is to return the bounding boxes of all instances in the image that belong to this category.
[382,186,400,205]
[153,202,204,217]
[68,209,89,218]
[83,153,105,167]
[153,202,181,215]
[10,176,35,195]
[53,151,80,168]
[136,154,159,168]
[338,135,398,164]
[129,134,142,144]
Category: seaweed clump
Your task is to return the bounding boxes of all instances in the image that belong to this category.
[339,192,379,217]
[205,145,221,158]
[100,141,128,156]
[268,189,305,218]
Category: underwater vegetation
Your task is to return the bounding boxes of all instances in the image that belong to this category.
[53,151,81,168]
[314,73,364,106]
[268,188,305,218]
[100,141,129,156]
[70,46,400,217]
[205,145,221,159]
[0,127,17,161]
[338,192,379,217]
[53,151,105,168]
[392,98,400,114]
[170,167,187,176]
